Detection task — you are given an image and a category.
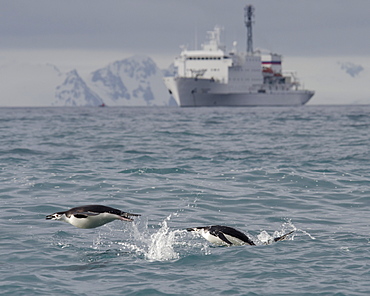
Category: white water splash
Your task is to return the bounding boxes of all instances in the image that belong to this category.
[117,214,186,262]
[297,228,316,240]
[282,218,316,240]
[146,216,181,261]
[256,219,311,245]
[257,230,274,245]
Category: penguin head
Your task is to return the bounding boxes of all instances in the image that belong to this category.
[46,212,65,221]
[186,227,209,233]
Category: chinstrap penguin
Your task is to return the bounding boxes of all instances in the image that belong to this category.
[187,225,255,246]
[46,205,140,229]
[187,225,294,246]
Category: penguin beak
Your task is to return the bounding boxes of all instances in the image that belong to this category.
[46,214,54,220]
[120,212,140,222]
[119,216,134,222]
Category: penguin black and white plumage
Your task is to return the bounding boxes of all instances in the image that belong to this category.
[187,225,294,246]
[187,225,256,246]
[46,205,140,229]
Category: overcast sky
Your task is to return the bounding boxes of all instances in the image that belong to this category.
[2,0,370,66]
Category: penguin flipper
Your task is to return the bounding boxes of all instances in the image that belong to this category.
[73,212,100,219]
[217,232,233,246]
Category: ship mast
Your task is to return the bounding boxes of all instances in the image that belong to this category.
[244,5,254,54]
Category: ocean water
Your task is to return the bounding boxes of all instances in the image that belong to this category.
[0,105,369,296]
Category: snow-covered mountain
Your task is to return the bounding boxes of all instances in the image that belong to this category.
[54,70,104,106]
[88,55,175,106]
[0,56,176,107]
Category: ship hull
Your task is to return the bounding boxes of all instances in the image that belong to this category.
[164,77,314,107]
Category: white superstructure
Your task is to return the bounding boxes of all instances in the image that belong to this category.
[164,5,314,107]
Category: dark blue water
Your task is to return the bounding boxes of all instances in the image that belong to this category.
[1,106,369,295]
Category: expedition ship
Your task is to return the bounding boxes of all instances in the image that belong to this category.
[164,5,314,107]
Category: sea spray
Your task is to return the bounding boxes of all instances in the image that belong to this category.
[254,220,296,245]
[280,218,316,240]
[257,230,274,245]
[117,214,185,261]
[255,219,315,245]
[146,215,180,261]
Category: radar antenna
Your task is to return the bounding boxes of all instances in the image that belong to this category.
[244,5,254,54]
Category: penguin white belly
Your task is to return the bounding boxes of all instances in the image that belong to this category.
[201,230,247,246]
[67,213,118,229]
[223,235,246,246]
